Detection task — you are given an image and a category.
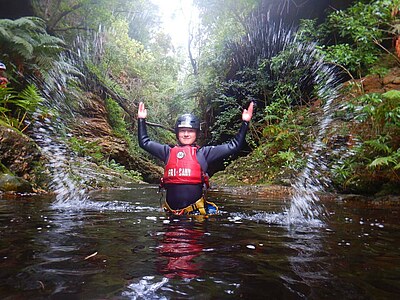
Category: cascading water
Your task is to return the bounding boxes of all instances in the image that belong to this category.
[286,59,340,225]
[228,6,344,226]
[30,52,90,207]
[29,32,148,212]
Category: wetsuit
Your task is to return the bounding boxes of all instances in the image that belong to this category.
[138,118,249,210]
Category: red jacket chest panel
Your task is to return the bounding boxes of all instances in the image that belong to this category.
[163,146,203,184]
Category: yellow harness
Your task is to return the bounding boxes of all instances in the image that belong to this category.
[163,197,218,215]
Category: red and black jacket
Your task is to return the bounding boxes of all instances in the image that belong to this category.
[138,119,249,209]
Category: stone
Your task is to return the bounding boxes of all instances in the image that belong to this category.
[72,93,163,183]
[0,173,33,193]
[0,124,46,187]
[362,74,384,93]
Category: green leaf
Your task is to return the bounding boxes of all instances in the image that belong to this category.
[368,156,397,168]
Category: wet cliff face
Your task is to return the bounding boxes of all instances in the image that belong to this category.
[0,0,33,19]
[71,92,163,183]
[257,0,355,25]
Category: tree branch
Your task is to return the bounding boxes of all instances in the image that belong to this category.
[188,27,198,75]
[145,121,174,133]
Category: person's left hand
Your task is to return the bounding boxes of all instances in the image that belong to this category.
[242,101,254,122]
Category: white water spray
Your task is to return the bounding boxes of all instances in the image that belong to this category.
[229,12,345,225]
[287,65,341,225]
[30,52,90,207]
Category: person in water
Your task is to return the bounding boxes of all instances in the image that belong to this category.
[137,101,254,215]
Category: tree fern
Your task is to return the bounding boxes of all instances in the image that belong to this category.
[10,35,34,58]
[0,17,64,73]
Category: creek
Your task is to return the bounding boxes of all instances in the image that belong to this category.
[1,185,399,299]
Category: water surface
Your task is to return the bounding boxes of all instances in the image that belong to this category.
[1,185,399,299]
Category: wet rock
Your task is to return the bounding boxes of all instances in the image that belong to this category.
[347,67,400,95]
[382,67,400,85]
[72,93,163,183]
[0,173,33,193]
[362,74,384,93]
[0,124,48,189]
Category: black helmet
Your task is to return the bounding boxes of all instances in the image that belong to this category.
[174,113,200,134]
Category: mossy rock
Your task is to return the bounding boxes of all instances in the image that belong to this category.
[0,173,33,193]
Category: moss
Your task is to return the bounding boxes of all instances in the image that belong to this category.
[382,90,400,101]
[0,161,12,174]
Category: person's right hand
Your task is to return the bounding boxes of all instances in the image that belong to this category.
[242,101,254,122]
[138,102,147,119]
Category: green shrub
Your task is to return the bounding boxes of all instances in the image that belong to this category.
[0,84,44,131]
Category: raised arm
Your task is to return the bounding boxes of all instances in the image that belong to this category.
[137,102,170,162]
[200,102,254,166]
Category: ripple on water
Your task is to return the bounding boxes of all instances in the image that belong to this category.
[51,199,160,213]
[230,210,325,228]
[122,276,169,299]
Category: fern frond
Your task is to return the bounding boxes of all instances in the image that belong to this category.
[17,84,44,113]
[364,139,392,154]
[13,17,47,34]
[0,27,11,40]
[10,35,34,58]
[369,156,397,168]
[0,19,15,28]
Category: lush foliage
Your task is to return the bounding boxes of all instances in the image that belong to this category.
[0,84,44,131]
[191,0,337,147]
[0,17,65,81]
[31,0,159,45]
[332,90,400,194]
[306,0,399,77]
[1,0,399,194]
[192,0,400,194]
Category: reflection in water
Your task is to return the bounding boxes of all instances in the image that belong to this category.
[286,226,331,298]
[1,189,400,299]
[19,209,100,296]
[157,219,205,279]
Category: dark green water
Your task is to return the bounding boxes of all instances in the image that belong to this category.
[1,185,399,299]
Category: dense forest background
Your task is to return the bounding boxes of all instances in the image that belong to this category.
[0,0,399,196]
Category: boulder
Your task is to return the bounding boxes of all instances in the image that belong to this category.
[0,173,33,193]
[0,124,47,188]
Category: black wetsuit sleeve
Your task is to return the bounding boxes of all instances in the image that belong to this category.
[138,118,170,162]
[199,121,249,167]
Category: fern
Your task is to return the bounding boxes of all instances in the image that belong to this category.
[368,156,397,168]
[0,84,44,131]
[11,35,34,58]
[17,84,44,113]
[364,137,392,154]
[0,16,64,72]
